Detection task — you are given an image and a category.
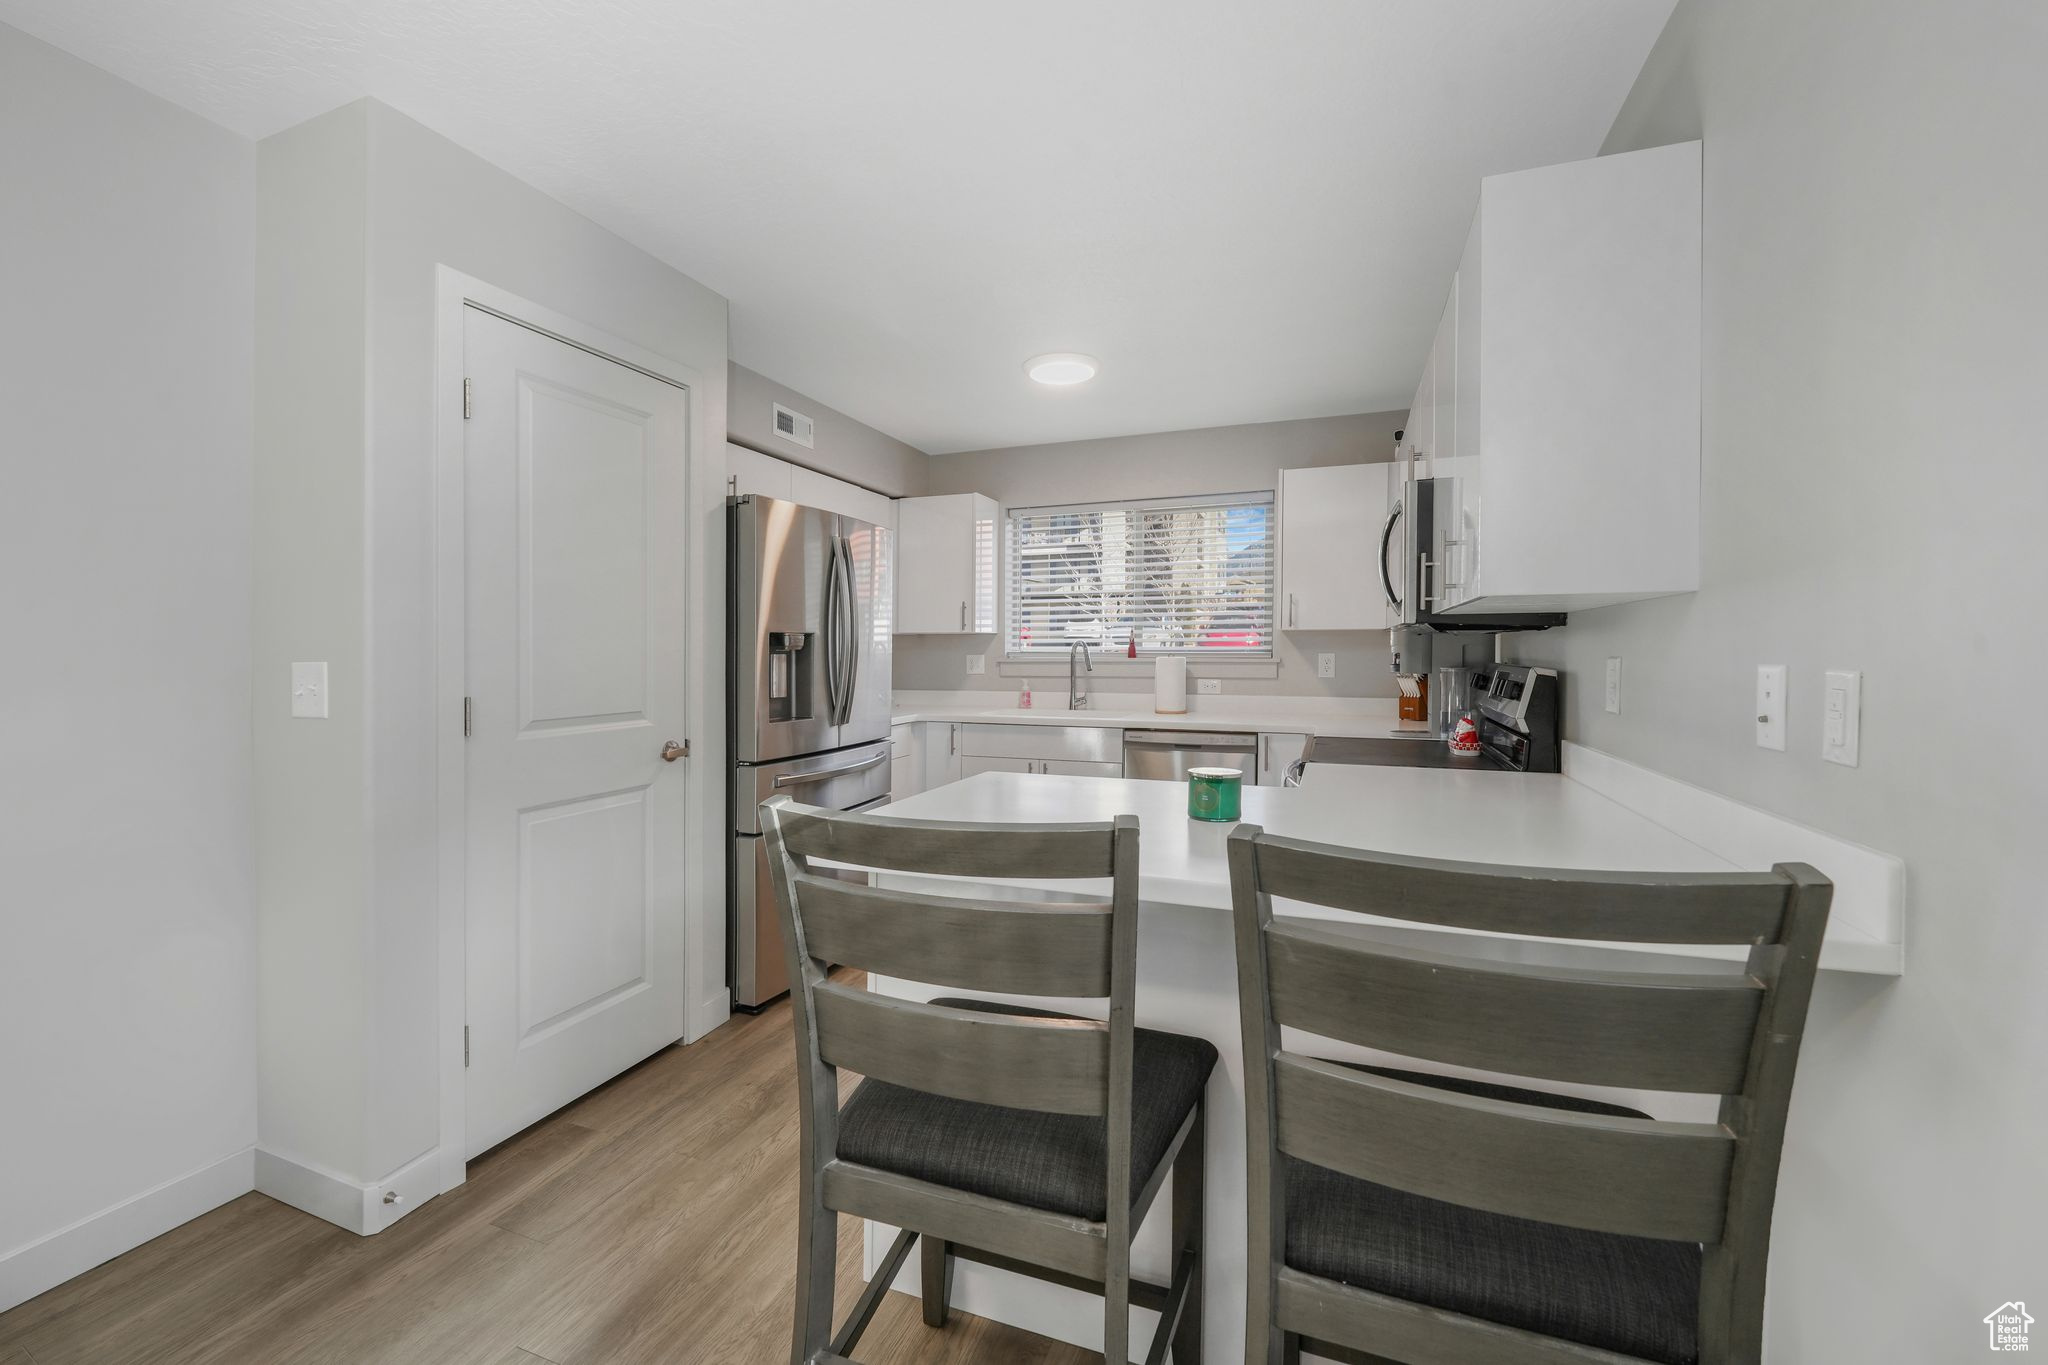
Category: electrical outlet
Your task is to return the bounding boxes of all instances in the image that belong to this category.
[1822,669,1861,767]
[964,654,985,675]
[1755,665,1786,751]
[1197,678,1222,695]
[1604,657,1622,714]
[1316,652,1336,679]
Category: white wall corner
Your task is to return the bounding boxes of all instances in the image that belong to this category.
[0,1147,255,1314]
[253,1145,446,1237]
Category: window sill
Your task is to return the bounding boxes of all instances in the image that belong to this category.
[997,657,1280,680]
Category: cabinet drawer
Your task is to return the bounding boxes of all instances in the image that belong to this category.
[1040,759,1122,778]
[959,723,1122,764]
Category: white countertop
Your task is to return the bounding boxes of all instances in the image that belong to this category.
[870,767,1901,974]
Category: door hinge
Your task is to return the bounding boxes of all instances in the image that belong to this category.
[463,1025,470,1068]
[463,696,472,738]
[462,377,473,420]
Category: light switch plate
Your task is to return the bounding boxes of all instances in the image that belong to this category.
[1317,653,1336,679]
[1755,665,1786,751]
[964,654,985,675]
[292,661,328,719]
[1604,657,1622,714]
[1822,669,1861,767]
[1197,678,1222,695]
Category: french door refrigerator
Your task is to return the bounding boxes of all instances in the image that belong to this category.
[727,494,893,1008]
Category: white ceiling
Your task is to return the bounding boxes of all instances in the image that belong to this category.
[1,0,1673,453]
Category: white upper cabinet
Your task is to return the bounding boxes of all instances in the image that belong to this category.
[895,493,998,634]
[1427,140,1702,615]
[1278,463,1392,631]
[790,463,893,529]
[727,441,794,500]
[726,441,893,530]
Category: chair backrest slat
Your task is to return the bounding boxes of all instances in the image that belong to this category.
[1255,832,1790,944]
[813,981,1109,1116]
[792,871,1113,997]
[1274,1056,1734,1243]
[1266,920,1766,1093]
[777,804,1117,879]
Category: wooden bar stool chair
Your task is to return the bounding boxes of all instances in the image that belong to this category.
[1225,825,1831,1365]
[761,796,1216,1365]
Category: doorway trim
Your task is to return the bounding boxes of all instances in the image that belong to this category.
[431,268,716,1196]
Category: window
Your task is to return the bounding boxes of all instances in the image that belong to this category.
[1005,491,1275,657]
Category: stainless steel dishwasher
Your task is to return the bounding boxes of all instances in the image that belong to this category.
[1121,729,1259,782]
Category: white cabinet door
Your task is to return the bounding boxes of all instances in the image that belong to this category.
[958,723,1122,764]
[921,721,964,789]
[1433,139,1700,614]
[890,723,920,798]
[896,493,998,633]
[790,463,893,529]
[1426,285,1463,611]
[962,755,1034,777]
[1443,212,1484,610]
[1257,732,1310,787]
[1039,759,1123,777]
[1279,464,1390,631]
[463,308,690,1159]
[727,441,793,501]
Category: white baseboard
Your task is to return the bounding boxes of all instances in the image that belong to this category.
[254,1144,447,1236]
[0,1146,255,1313]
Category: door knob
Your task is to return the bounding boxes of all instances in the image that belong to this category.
[661,740,688,762]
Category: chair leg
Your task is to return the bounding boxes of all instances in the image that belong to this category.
[921,1235,954,1328]
[1170,1097,1206,1363]
[1104,1240,1132,1365]
[790,1197,837,1365]
[1281,1331,1302,1365]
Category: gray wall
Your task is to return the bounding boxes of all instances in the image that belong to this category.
[901,412,1405,698]
[0,23,256,1302]
[255,99,732,1192]
[1509,1,2048,1357]
[729,361,928,496]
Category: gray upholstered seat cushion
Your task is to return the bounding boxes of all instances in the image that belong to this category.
[835,998,1217,1223]
[1285,1066,1704,1365]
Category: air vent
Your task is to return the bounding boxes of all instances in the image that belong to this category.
[772,402,815,449]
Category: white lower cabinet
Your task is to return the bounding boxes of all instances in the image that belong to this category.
[964,756,1122,777]
[890,723,919,798]
[1040,759,1122,777]
[1257,732,1310,786]
[959,723,1122,765]
[962,755,1034,777]
[921,721,964,790]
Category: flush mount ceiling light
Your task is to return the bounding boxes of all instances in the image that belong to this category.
[1025,353,1099,386]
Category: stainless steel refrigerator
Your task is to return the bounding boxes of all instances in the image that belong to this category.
[727,494,894,1009]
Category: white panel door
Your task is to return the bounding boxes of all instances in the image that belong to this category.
[463,307,691,1158]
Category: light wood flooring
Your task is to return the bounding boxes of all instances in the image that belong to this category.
[0,981,1095,1364]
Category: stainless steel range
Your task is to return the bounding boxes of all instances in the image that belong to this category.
[727,494,893,1009]
[1288,665,1563,779]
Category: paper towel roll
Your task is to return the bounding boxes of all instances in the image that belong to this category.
[1154,656,1188,714]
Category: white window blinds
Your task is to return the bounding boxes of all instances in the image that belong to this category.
[1005,491,1276,656]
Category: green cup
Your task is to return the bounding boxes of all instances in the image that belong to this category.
[1187,767,1243,822]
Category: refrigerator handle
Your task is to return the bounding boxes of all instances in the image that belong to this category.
[822,534,842,727]
[838,534,859,726]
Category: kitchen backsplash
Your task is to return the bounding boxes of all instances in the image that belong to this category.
[891,630,1399,699]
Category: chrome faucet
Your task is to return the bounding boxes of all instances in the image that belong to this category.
[1068,642,1094,710]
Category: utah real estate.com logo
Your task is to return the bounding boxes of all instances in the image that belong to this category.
[1985,1302,2034,1352]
